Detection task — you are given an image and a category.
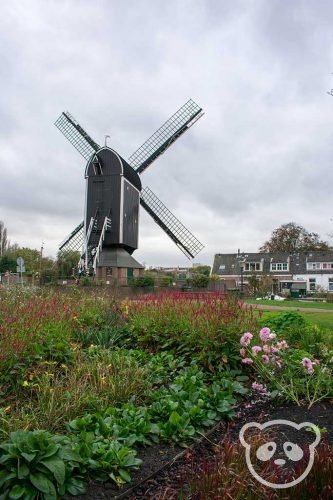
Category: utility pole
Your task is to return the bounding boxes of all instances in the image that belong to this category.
[38,242,44,286]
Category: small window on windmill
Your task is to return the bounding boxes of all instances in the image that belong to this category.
[93,156,103,176]
[219,265,225,270]
[106,267,113,276]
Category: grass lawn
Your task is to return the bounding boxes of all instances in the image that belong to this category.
[246,298,333,310]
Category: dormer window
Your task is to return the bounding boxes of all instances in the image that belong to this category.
[245,262,262,271]
[271,263,289,272]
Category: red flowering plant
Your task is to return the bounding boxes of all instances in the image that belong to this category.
[240,327,333,408]
[127,292,259,372]
[0,288,76,379]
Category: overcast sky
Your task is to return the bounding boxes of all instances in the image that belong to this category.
[1,0,333,267]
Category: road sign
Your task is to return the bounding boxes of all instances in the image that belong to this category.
[16,257,25,273]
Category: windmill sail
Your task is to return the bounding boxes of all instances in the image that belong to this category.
[129,99,204,174]
[58,221,84,255]
[55,112,100,161]
[140,187,204,259]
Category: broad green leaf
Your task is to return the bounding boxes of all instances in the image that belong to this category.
[18,462,29,479]
[8,485,26,499]
[21,452,36,463]
[66,477,86,495]
[0,470,17,487]
[61,448,82,462]
[29,472,52,494]
[40,458,65,485]
[118,468,131,483]
[169,411,181,425]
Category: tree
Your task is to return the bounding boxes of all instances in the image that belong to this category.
[191,273,209,288]
[248,273,274,297]
[6,247,40,273]
[57,251,80,278]
[192,265,211,277]
[259,222,330,253]
[0,221,8,257]
[0,255,16,273]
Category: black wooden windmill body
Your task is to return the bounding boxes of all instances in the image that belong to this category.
[55,99,204,277]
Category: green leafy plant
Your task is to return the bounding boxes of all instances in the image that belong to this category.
[131,274,155,288]
[65,432,142,485]
[0,430,85,499]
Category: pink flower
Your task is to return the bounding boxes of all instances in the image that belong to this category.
[252,382,268,394]
[242,357,253,365]
[263,344,271,354]
[273,357,283,368]
[271,347,279,354]
[302,357,315,375]
[259,327,271,342]
[302,357,313,367]
[240,332,253,347]
[276,340,289,350]
[240,348,246,358]
[262,354,270,364]
[252,345,262,356]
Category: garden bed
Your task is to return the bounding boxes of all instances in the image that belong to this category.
[73,396,333,499]
[0,288,333,499]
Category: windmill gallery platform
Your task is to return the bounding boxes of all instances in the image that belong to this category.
[55,100,205,284]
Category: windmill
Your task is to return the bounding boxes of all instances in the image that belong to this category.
[55,99,204,280]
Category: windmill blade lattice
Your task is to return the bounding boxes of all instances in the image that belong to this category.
[55,112,100,161]
[140,187,204,259]
[58,221,84,256]
[129,99,203,174]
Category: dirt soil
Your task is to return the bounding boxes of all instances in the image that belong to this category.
[67,397,333,500]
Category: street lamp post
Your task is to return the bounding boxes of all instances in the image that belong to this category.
[240,265,244,298]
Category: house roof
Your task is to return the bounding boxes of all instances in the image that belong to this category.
[212,251,333,276]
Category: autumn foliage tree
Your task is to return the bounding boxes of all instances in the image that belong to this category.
[259,222,330,253]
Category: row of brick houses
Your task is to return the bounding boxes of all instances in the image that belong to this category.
[211,251,333,295]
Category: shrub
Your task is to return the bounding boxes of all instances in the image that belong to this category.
[131,274,155,288]
[190,273,209,288]
[262,311,308,333]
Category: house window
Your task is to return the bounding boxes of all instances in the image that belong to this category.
[329,278,333,292]
[245,262,262,272]
[309,278,316,291]
[271,263,288,272]
[307,263,321,270]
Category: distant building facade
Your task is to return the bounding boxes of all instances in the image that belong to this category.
[212,251,333,294]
